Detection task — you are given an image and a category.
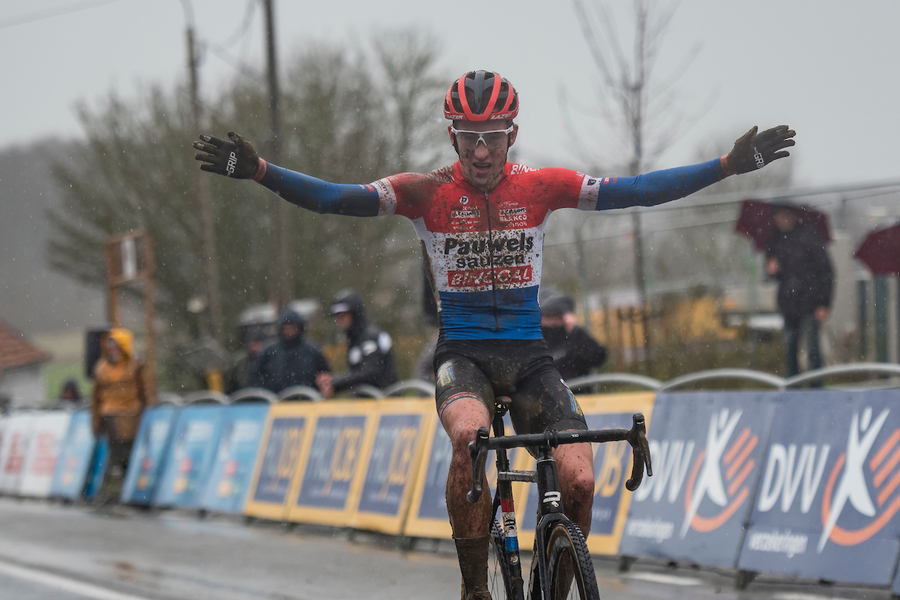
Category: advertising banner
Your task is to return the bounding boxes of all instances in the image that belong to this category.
[739,390,900,586]
[0,412,37,494]
[515,393,656,555]
[83,436,109,499]
[349,401,433,534]
[619,392,777,568]
[19,411,72,497]
[153,404,224,507]
[288,402,375,526]
[50,409,97,499]
[404,411,458,539]
[120,405,179,505]
[403,409,530,540]
[244,403,314,520]
[198,402,269,514]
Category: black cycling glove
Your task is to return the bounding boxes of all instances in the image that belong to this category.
[193,131,260,179]
[724,125,796,175]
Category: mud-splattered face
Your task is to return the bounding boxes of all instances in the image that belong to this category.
[449,120,518,193]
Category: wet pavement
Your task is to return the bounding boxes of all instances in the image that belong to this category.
[0,497,890,600]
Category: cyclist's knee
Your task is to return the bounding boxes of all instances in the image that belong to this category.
[557,445,594,503]
[440,394,491,447]
[566,468,595,504]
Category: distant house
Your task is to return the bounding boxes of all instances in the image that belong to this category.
[0,320,51,411]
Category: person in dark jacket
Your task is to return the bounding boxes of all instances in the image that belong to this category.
[320,289,398,396]
[765,206,834,378]
[225,329,268,394]
[249,309,331,395]
[540,294,607,381]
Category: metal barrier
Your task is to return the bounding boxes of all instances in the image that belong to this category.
[156,393,183,406]
[660,368,786,391]
[146,362,900,409]
[350,384,386,399]
[383,379,436,398]
[182,390,228,404]
[565,373,662,393]
[229,388,279,404]
[277,386,323,402]
[783,362,900,389]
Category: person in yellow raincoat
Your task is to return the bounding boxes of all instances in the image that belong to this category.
[90,327,150,501]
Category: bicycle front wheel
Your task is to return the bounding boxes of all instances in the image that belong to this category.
[543,521,600,600]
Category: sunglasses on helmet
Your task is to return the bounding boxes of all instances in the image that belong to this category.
[450,125,514,148]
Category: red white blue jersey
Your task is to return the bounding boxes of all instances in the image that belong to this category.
[256,157,726,341]
[370,162,605,339]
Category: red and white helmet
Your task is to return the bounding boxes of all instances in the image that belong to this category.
[443,70,519,122]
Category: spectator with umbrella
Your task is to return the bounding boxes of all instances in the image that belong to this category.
[737,200,833,379]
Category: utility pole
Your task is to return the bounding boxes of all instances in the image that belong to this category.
[263,0,290,312]
[628,150,653,375]
[184,4,224,341]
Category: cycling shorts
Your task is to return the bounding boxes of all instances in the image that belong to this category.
[433,338,587,436]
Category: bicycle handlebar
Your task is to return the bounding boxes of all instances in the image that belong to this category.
[466,412,653,503]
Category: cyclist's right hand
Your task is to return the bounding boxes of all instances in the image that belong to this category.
[193,131,260,179]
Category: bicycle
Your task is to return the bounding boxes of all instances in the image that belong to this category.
[467,404,652,600]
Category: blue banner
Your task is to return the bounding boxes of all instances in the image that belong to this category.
[83,436,109,500]
[295,415,368,510]
[414,418,453,522]
[153,405,224,507]
[120,405,179,505]
[357,412,424,516]
[198,403,268,514]
[50,410,96,499]
[619,392,777,568]
[249,415,307,506]
[740,390,900,586]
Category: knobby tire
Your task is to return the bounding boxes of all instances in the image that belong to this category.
[543,521,601,600]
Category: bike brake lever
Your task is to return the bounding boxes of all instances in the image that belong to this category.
[625,413,652,491]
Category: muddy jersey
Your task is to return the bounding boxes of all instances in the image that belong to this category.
[256,157,726,341]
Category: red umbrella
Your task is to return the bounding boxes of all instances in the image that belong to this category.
[855,221,900,276]
[735,199,831,252]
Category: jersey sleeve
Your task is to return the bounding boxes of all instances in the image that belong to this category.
[256,160,384,216]
[590,159,727,211]
[255,160,431,219]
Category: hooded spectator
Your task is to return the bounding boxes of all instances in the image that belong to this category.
[90,327,150,502]
[540,294,607,381]
[320,289,397,396]
[249,309,331,396]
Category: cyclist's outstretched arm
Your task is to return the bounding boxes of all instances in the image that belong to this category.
[193,131,384,217]
[593,125,795,210]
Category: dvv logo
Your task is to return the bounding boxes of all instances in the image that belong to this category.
[681,409,759,537]
[818,407,900,551]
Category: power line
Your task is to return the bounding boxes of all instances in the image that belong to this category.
[0,0,124,30]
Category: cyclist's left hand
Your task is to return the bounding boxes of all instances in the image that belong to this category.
[724,125,796,175]
[193,131,260,179]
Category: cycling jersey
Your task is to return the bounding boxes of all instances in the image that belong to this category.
[256,157,726,340]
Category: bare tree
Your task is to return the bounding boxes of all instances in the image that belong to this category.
[561,0,703,372]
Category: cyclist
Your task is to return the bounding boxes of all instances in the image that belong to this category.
[194,69,795,600]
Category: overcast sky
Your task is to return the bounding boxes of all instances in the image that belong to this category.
[2,0,898,188]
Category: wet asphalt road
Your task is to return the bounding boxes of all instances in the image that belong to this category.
[0,497,890,600]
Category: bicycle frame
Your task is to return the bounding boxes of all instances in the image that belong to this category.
[470,411,652,600]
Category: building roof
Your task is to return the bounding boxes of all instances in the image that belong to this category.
[0,320,51,371]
